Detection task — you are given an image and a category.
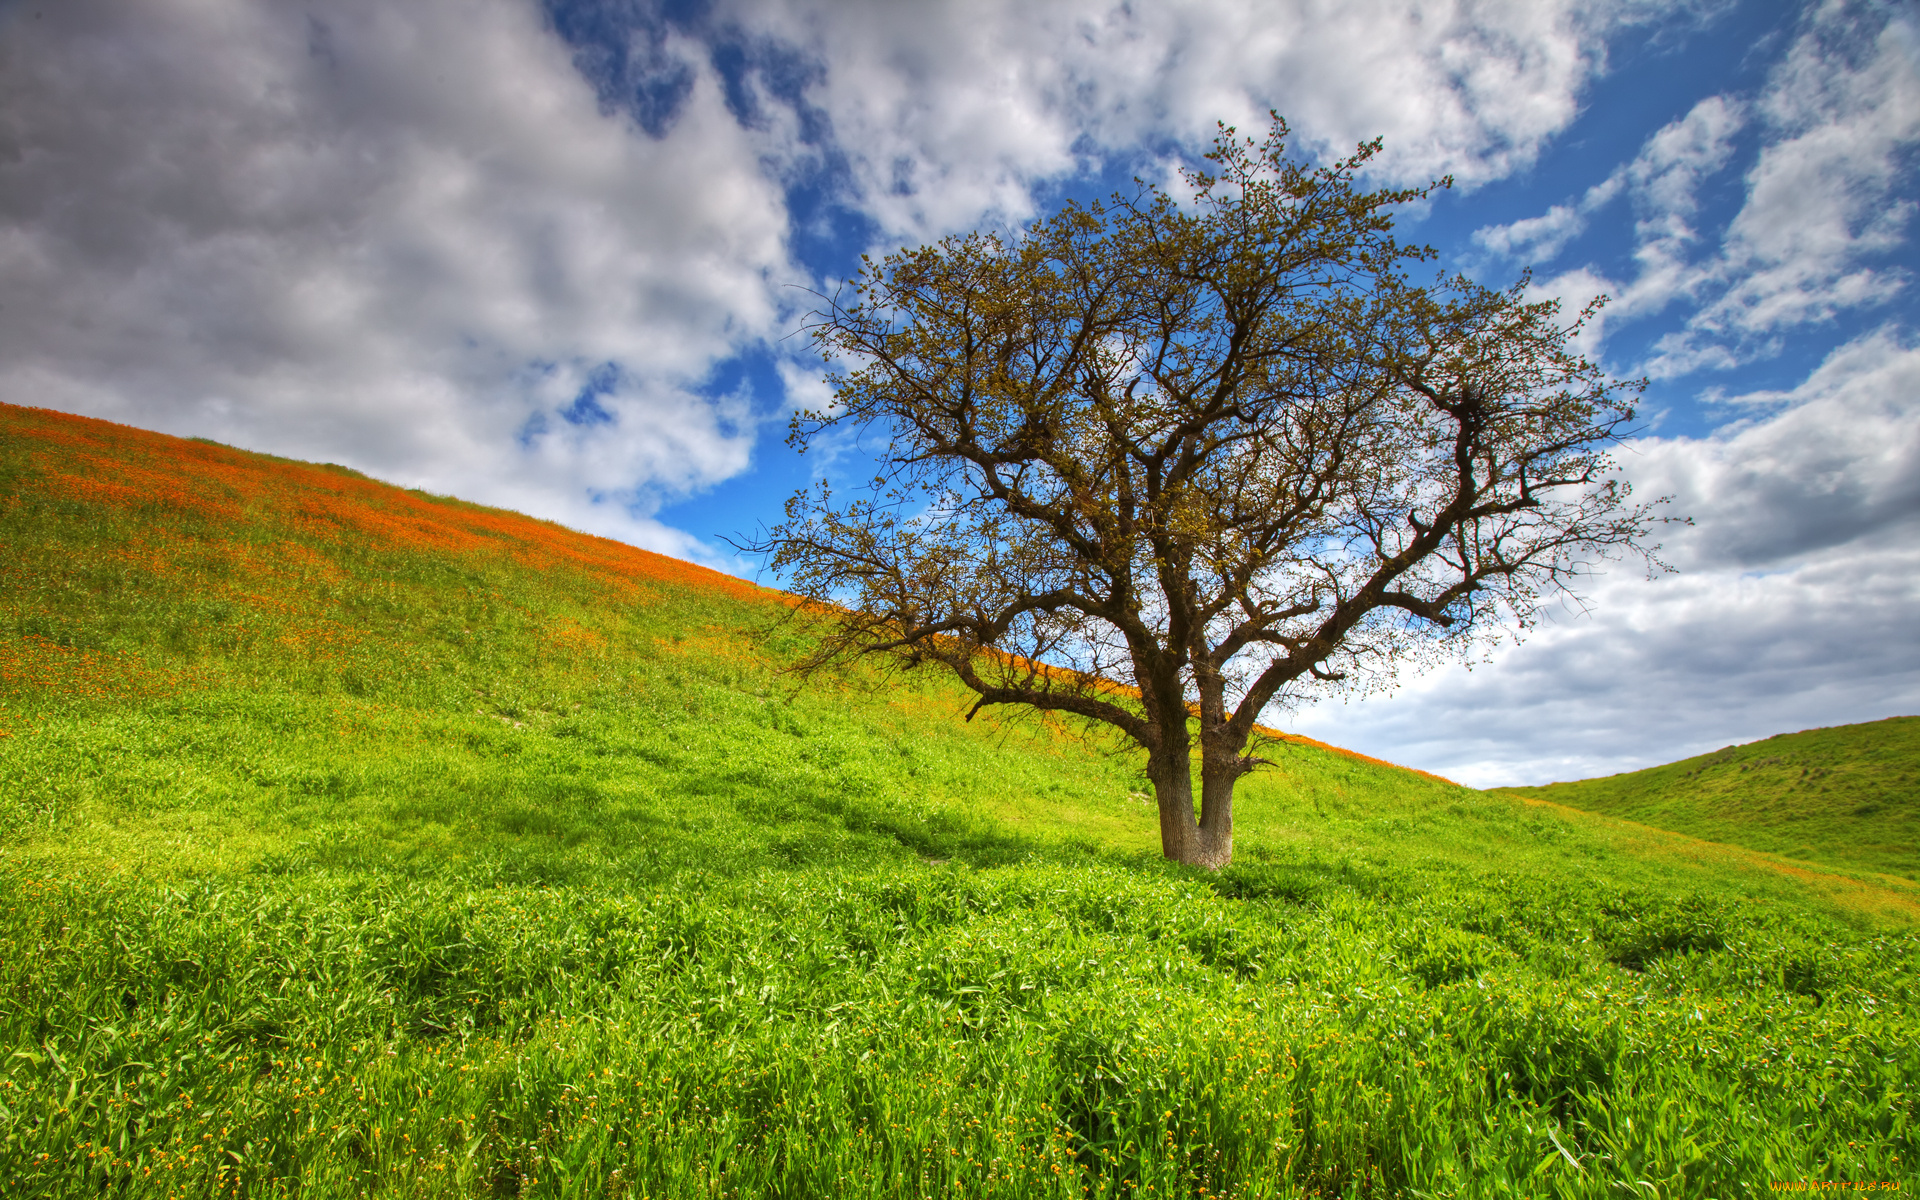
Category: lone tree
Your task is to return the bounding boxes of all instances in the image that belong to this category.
[755,119,1654,869]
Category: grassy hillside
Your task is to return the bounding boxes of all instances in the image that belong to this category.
[1497,719,1919,879]
[1,402,1916,1198]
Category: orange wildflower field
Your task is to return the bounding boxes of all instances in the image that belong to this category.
[0,402,769,708]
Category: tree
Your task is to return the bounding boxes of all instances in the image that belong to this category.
[753,118,1656,869]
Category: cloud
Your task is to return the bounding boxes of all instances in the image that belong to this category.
[1487,92,1744,360]
[0,0,794,563]
[1472,95,1743,270]
[1,0,1708,565]
[1691,0,1920,338]
[1521,266,1618,361]
[1632,327,1920,566]
[710,0,1678,242]
[775,359,838,418]
[1624,92,1745,229]
[1295,538,1920,787]
[1475,203,1588,262]
[1467,2,1918,380]
[1292,327,1920,786]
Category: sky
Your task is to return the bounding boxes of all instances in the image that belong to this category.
[2,0,1915,786]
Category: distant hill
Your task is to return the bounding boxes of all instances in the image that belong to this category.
[1496,717,1920,878]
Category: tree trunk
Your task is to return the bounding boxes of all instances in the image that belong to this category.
[1197,744,1236,869]
[1149,749,1233,869]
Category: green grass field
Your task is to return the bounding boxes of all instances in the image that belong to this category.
[1497,719,1919,880]
[2,402,1916,1198]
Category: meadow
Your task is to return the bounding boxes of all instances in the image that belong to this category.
[1,402,1915,1198]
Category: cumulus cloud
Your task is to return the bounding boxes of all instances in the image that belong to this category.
[1691,0,1920,338]
[1293,328,1920,785]
[0,0,794,561]
[1467,1,1919,381]
[1475,202,1589,263]
[1625,92,1746,229]
[1296,541,1920,787]
[711,0,1674,241]
[1633,328,1920,566]
[1507,93,1746,339]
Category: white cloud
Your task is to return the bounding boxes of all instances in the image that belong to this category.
[1692,0,1920,338]
[1637,329,1745,380]
[1481,92,1743,350]
[1471,89,1740,272]
[1,0,1681,565]
[1475,202,1587,262]
[1633,327,1920,566]
[724,0,1672,242]
[1468,2,1919,380]
[0,0,794,563]
[1292,327,1920,785]
[1296,540,1920,787]
[1625,92,1745,228]
[775,359,838,418]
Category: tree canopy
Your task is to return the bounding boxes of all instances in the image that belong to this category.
[754,118,1657,868]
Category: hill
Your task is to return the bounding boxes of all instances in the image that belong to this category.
[1497,719,1919,879]
[1,401,1916,1198]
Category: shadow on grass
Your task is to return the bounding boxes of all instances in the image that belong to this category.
[1208,858,1409,906]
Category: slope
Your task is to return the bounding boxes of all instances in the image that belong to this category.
[1496,718,1920,880]
[2,401,1917,1199]
[0,400,1662,883]
[0,401,1166,876]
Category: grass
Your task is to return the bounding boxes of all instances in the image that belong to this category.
[1,401,1916,1198]
[1496,720,1919,880]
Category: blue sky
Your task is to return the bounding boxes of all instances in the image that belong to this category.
[2,0,1915,784]
[651,0,1909,541]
